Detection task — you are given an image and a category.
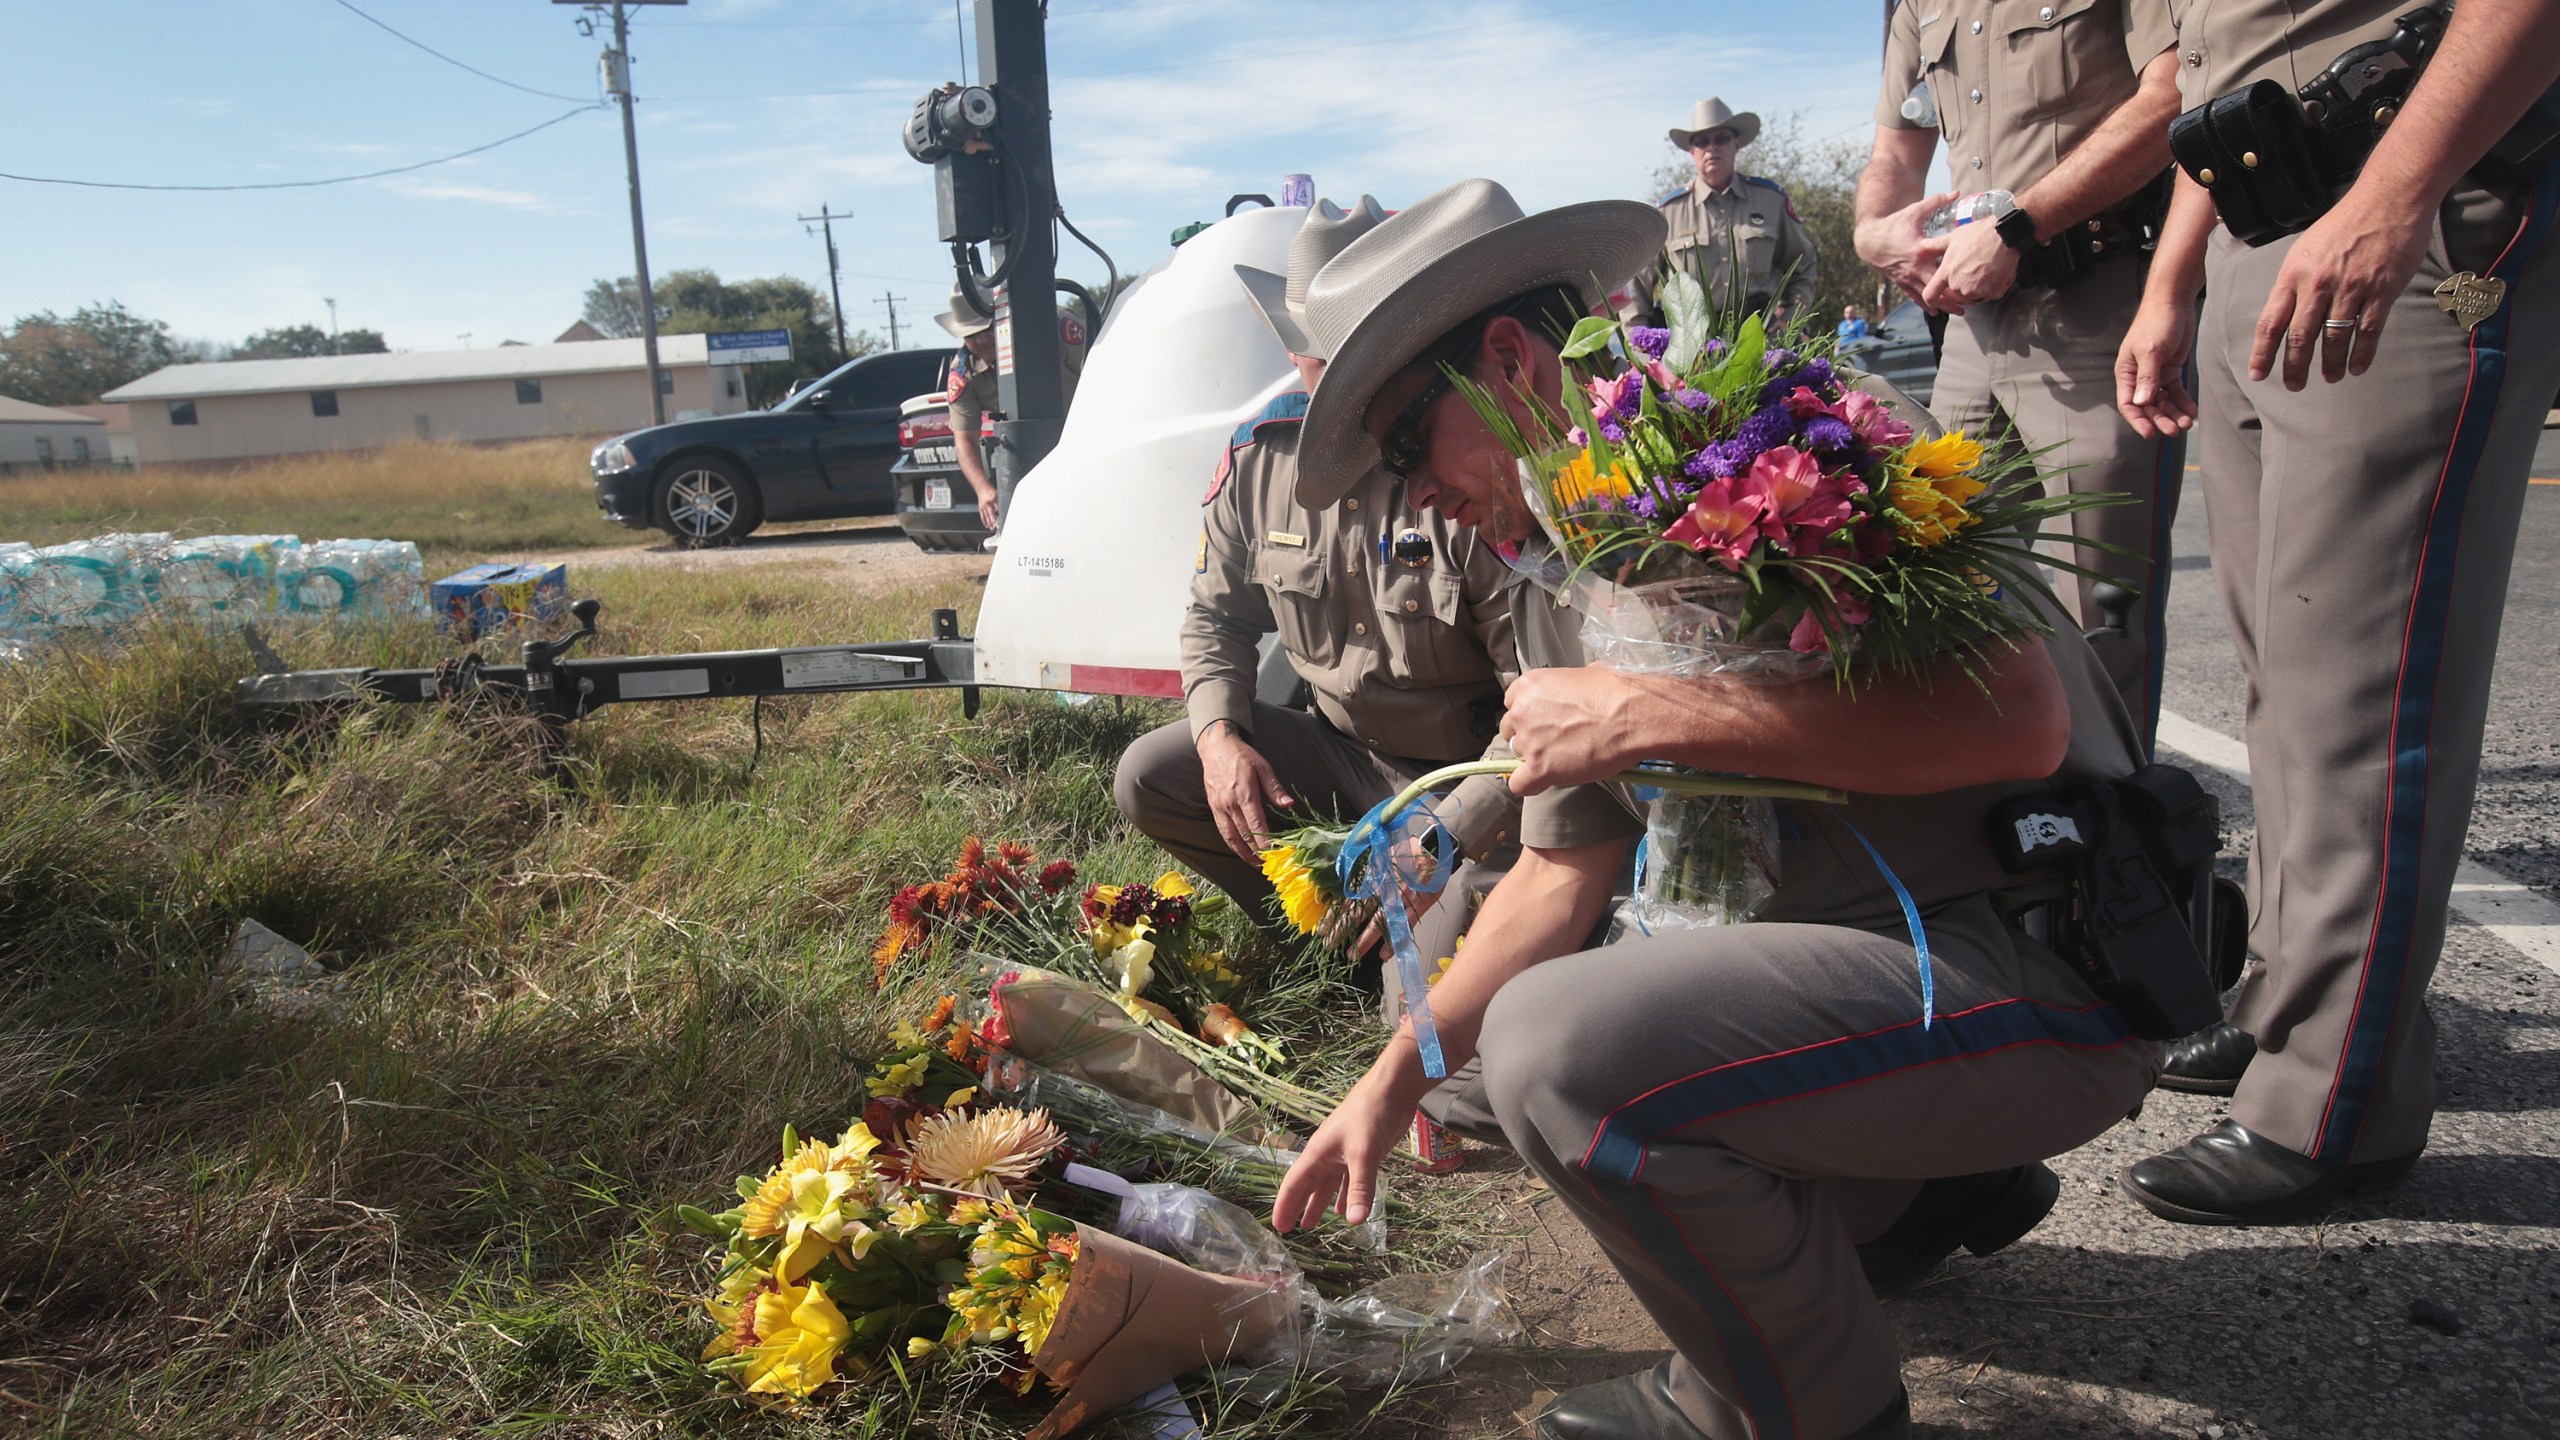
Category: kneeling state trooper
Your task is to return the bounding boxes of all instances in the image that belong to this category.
[1115,195,1523,960]
[1267,179,2170,1440]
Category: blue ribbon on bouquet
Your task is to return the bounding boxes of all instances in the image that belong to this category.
[1338,795,1459,1079]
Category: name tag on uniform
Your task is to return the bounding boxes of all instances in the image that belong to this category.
[1266,530,1306,547]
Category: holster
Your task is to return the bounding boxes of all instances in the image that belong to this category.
[1990,765,2228,1041]
[2168,80,2331,247]
[2016,170,2173,289]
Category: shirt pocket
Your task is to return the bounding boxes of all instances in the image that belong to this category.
[2003,0,2111,120]
[1373,569,1475,684]
[1920,9,1961,132]
[1257,545,1339,671]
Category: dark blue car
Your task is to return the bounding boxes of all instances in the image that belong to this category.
[590,346,957,546]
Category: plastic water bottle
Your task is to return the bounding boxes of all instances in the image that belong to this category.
[1899,81,1938,130]
[1924,189,2012,238]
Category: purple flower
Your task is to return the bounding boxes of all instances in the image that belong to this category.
[1566,425,1589,448]
[1598,416,1628,443]
[1675,387,1716,413]
[1759,358,1840,408]
[1685,440,1748,480]
[1736,402,1795,456]
[1624,486,1663,521]
[1763,346,1797,373]
[1701,338,1728,361]
[1629,325,1671,360]
[1801,415,1857,453]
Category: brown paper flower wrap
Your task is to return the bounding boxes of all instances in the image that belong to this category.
[989,969,1292,1148]
[1025,1223,1295,1440]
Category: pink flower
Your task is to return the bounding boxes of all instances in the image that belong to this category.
[1749,446,1865,555]
[1662,475,1770,568]
[1643,357,1686,396]
[1837,391,1913,449]
[1587,370,1644,426]
[1782,384,1841,422]
[1788,593,1875,654]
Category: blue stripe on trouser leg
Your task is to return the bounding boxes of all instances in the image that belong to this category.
[2314,158,2560,1165]
[1574,996,2138,1440]
[2141,419,2188,760]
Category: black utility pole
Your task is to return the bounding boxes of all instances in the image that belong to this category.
[975,0,1064,529]
[879,291,906,350]
[799,204,852,360]
[562,0,686,426]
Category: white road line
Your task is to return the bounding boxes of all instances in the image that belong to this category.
[2155,708,2560,980]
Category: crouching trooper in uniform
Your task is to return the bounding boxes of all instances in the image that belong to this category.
[1856,0,2189,749]
[1628,98,1821,327]
[1115,195,1523,959]
[937,282,1088,533]
[1269,179,2161,1440]
[2113,0,2560,1222]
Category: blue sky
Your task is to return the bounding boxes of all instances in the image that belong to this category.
[4,0,1902,357]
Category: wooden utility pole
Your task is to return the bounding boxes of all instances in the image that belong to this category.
[560,0,687,425]
[799,205,853,360]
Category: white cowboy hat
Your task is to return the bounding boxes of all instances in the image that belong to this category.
[934,282,994,339]
[1235,194,1389,359]
[1669,96,1760,150]
[1292,178,1664,509]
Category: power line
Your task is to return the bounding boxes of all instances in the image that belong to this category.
[0,104,607,192]
[330,0,593,103]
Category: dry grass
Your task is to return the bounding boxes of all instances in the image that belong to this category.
[0,565,1445,1438]
[0,438,633,564]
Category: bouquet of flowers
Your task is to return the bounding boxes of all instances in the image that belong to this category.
[873,836,1082,983]
[1448,278,2120,931]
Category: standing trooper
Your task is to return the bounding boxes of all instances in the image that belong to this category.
[1855,0,2189,751]
[1628,99,1820,326]
[1115,195,1522,958]
[1270,179,2160,1440]
[937,283,1087,533]
[2114,1,2560,1221]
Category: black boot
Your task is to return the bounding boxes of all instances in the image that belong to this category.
[1536,1363,1910,1439]
[2155,1020,2256,1095]
[2121,1119,2419,1225]
[1857,1163,2059,1300]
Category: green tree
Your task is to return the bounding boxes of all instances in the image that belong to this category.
[0,302,185,406]
[584,268,871,407]
[234,324,389,360]
[1647,112,1891,333]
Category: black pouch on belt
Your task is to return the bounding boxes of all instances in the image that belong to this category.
[1988,765,2227,1040]
[2168,80,2330,247]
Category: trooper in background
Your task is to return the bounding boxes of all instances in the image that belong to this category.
[1855,0,2187,751]
[1115,195,1522,960]
[1628,98,1820,326]
[937,283,1088,532]
[2114,0,2560,1223]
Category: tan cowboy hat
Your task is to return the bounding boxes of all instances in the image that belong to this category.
[933,282,993,339]
[1669,96,1760,150]
[1291,178,1664,509]
[1236,194,1389,359]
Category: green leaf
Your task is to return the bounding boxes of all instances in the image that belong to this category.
[1713,312,1768,390]
[1558,315,1619,360]
[1661,271,1711,369]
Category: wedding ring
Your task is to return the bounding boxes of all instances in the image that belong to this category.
[2322,319,2355,332]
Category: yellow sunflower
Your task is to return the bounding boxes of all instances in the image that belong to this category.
[1258,844,1332,935]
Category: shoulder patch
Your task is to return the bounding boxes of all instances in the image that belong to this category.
[1655,186,1689,208]
[1743,174,1800,219]
[1206,391,1309,505]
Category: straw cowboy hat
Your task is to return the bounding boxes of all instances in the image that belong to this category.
[1291,178,1664,509]
[933,282,994,339]
[1669,96,1760,150]
[1234,194,1389,358]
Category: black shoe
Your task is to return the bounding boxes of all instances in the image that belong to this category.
[2155,1020,2256,1095]
[1536,1364,1910,1439]
[1857,1163,2060,1300]
[2120,1119,2420,1225]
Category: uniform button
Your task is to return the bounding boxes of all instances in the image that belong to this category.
[1366,736,1381,747]
[1970,88,1983,103]
[1402,599,1419,613]
[1970,155,1984,169]
[1353,622,1369,636]
[1345,497,1361,511]
[2038,5,2054,18]
[1970,17,1982,31]
[2185,49,2202,66]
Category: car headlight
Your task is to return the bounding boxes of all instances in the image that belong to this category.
[592,441,636,473]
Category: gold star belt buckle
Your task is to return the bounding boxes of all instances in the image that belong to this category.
[2434,271,2506,331]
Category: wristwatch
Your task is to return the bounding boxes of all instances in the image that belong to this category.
[1993,200,2040,252]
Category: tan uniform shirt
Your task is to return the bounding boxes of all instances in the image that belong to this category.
[1634,176,1821,317]
[946,305,1090,433]
[2161,0,2400,108]
[1505,572,2138,929]
[1182,406,1522,857]
[1875,0,2177,198]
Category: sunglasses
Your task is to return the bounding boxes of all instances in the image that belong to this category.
[1378,367,1456,478]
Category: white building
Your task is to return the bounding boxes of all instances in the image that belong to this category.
[102,335,751,466]
[0,395,113,473]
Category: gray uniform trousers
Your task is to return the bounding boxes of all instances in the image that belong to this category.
[1465,896,2155,1440]
[1931,258,2187,751]
[1114,703,1494,961]
[2193,172,2560,1167]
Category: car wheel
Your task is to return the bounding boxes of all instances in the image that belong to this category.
[657,456,762,547]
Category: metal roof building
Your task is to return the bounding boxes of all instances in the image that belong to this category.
[0,395,113,473]
[102,334,749,465]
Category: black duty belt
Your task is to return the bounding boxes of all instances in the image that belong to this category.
[2170,3,2560,247]
[2016,171,2172,291]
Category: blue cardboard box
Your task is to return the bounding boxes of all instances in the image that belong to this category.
[431,562,568,640]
